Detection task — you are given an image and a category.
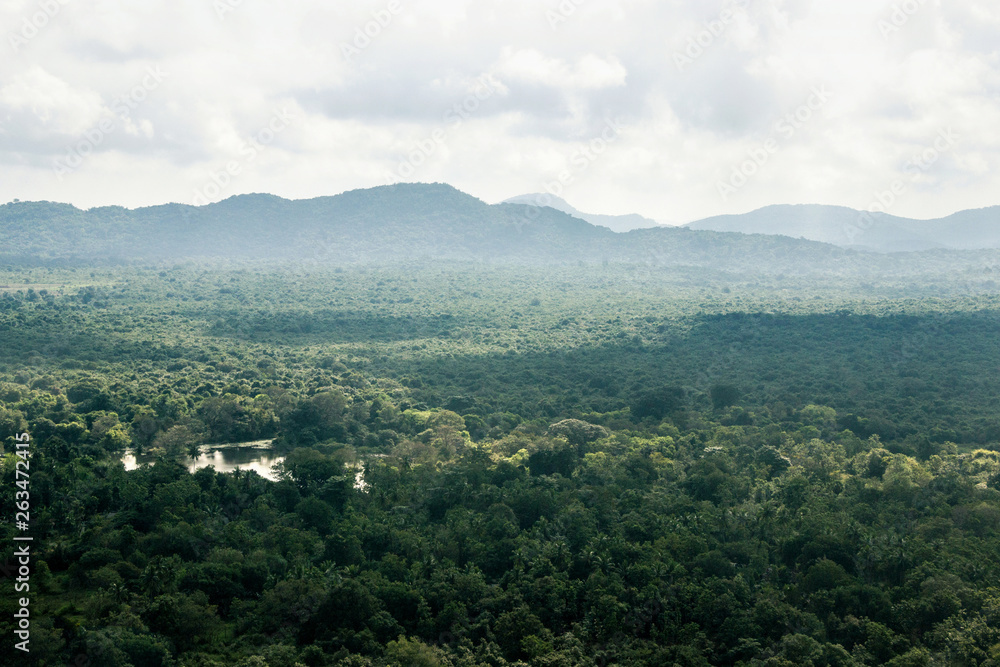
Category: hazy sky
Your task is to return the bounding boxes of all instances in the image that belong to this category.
[1,0,997,222]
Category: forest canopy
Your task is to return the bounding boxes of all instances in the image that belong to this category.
[2,260,1000,666]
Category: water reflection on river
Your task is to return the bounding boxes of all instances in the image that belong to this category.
[121,441,284,481]
[122,443,384,488]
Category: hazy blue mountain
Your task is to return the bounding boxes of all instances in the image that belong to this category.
[3,182,992,276]
[1,184,606,264]
[687,203,1000,253]
[502,193,665,233]
[907,207,1000,250]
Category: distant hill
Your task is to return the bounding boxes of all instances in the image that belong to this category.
[0,184,608,264]
[687,204,1000,253]
[908,207,1000,250]
[502,193,666,233]
[2,183,995,276]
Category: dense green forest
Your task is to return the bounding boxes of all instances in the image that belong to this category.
[3,260,1000,666]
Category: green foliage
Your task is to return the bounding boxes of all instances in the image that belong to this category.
[711,384,742,410]
[384,636,449,666]
[2,262,1000,666]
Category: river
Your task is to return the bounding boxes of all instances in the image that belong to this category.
[121,440,284,481]
[121,441,378,489]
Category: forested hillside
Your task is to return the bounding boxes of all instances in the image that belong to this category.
[2,261,1000,666]
[0,185,904,274]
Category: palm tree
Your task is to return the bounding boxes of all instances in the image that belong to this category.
[140,556,175,597]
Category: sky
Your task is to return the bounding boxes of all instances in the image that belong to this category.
[0,0,998,224]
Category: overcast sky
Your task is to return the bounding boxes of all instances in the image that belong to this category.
[1,0,997,223]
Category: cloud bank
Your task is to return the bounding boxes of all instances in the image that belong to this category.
[1,0,997,222]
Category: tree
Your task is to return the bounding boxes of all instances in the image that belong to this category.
[634,386,685,420]
[152,424,201,459]
[711,384,741,410]
[295,496,334,535]
[547,419,609,446]
[280,448,349,506]
[384,636,449,667]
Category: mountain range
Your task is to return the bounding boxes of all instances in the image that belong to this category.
[501,195,1000,254]
[1,184,997,275]
[686,203,1000,253]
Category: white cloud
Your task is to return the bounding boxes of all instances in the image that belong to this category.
[0,0,997,222]
[492,48,628,91]
[0,67,104,136]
